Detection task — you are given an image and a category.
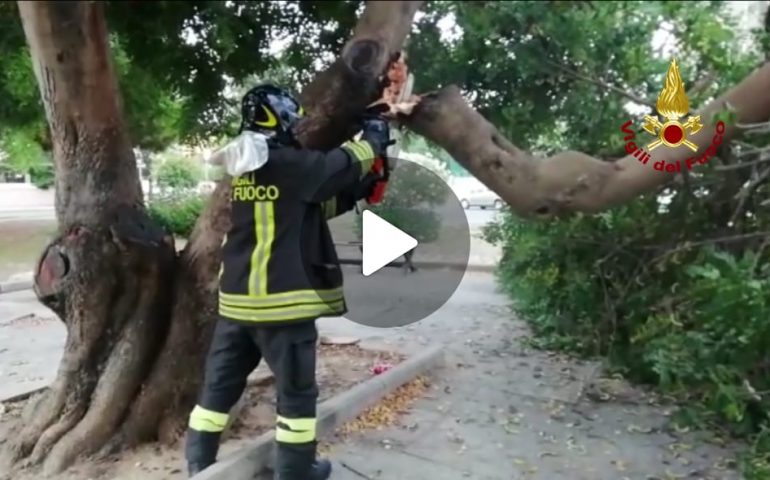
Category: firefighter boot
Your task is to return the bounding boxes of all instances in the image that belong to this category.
[272,459,331,480]
[188,463,211,478]
[309,459,332,479]
[185,430,220,478]
[274,444,331,480]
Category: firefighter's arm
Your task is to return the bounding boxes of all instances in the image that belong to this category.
[299,140,378,203]
[321,171,380,219]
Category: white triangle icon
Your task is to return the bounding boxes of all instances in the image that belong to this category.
[362,210,418,276]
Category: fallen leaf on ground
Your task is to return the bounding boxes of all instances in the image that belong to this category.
[336,376,430,437]
[663,468,686,479]
[627,423,653,434]
[612,459,629,471]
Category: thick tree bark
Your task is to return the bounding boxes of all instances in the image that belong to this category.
[121,0,423,445]
[7,1,176,475]
[3,0,423,476]
[406,63,770,217]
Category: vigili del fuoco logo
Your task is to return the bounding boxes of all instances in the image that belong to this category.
[620,58,725,173]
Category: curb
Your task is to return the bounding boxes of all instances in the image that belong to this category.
[339,259,496,274]
[193,345,445,480]
[0,280,34,295]
[0,386,47,404]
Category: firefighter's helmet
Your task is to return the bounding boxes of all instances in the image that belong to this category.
[240,84,304,143]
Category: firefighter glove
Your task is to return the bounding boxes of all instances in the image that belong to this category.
[360,116,392,159]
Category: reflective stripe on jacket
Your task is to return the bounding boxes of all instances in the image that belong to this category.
[218,140,375,324]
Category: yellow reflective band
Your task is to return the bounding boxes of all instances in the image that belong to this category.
[342,141,376,178]
[276,418,316,444]
[259,202,275,296]
[188,405,229,433]
[219,299,345,318]
[277,416,316,431]
[276,427,316,444]
[343,141,373,162]
[359,141,374,159]
[248,202,275,296]
[254,105,278,128]
[323,197,337,219]
[248,202,262,295]
[219,299,345,323]
[219,233,228,280]
[220,288,344,308]
[350,143,367,160]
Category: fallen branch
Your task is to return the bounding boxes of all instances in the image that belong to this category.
[340,461,375,480]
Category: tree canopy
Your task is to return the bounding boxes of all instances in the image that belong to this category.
[1,1,766,161]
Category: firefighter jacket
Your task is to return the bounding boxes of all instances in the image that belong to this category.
[218,140,376,325]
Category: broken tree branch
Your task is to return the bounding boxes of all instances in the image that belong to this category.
[405,62,770,217]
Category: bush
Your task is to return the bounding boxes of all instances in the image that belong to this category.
[155,154,202,191]
[147,194,205,238]
[485,188,770,478]
[30,163,54,189]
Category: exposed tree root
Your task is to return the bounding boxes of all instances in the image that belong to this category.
[6,217,175,475]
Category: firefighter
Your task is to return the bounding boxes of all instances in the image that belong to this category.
[184,84,390,480]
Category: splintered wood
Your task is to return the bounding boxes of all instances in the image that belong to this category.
[336,376,430,437]
[370,52,419,118]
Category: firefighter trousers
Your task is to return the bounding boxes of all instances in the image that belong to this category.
[185,318,320,479]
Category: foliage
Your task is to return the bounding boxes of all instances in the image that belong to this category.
[0,128,50,174]
[450,1,770,476]
[154,154,203,191]
[485,190,770,476]
[0,0,362,157]
[29,162,54,189]
[146,193,206,238]
[409,1,762,156]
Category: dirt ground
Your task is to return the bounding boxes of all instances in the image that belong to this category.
[0,343,404,480]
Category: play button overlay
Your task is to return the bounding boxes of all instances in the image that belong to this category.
[362,210,418,276]
[304,154,472,328]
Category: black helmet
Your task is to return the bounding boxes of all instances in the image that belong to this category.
[240,84,304,144]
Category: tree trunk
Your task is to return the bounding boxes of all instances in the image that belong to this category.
[406,63,770,217]
[3,0,423,476]
[5,1,177,475]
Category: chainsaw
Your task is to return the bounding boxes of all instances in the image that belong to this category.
[337,57,415,272]
[358,65,414,209]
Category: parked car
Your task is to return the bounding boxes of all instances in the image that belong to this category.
[459,187,503,210]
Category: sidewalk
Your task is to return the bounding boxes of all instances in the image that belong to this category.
[0,272,743,479]
[317,278,742,480]
[0,289,64,401]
